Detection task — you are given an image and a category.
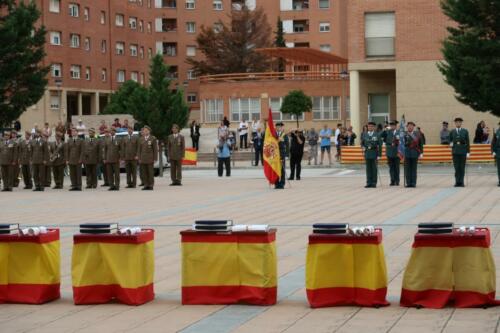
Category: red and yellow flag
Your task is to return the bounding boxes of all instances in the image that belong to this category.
[263,108,281,184]
[182,148,197,165]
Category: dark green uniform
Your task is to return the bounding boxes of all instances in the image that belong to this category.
[44,138,52,187]
[137,135,158,189]
[382,129,401,186]
[0,138,18,191]
[83,137,101,188]
[65,137,84,190]
[361,131,382,187]
[449,127,470,186]
[104,135,122,190]
[50,139,66,188]
[122,134,139,188]
[31,138,49,191]
[403,130,424,187]
[18,139,33,189]
[491,128,500,186]
[274,131,289,189]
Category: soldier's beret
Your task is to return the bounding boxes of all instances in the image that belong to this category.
[407,121,416,126]
[367,121,376,126]
[276,122,284,126]
[454,117,463,122]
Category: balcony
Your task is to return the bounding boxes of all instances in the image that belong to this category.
[162,18,177,32]
[293,20,309,33]
[292,0,309,10]
[161,0,176,8]
[162,42,177,56]
[200,71,348,83]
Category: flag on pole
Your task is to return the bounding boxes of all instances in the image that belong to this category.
[398,114,406,160]
[263,108,281,184]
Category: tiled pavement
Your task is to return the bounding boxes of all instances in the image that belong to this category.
[1,164,499,333]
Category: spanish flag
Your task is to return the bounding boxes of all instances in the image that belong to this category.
[0,229,60,304]
[263,108,281,185]
[72,230,155,305]
[182,148,197,165]
[400,228,500,308]
[181,230,277,305]
[306,230,389,308]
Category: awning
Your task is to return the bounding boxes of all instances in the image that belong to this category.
[256,47,348,65]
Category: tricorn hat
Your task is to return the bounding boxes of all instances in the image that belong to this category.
[276,122,284,126]
[367,121,376,126]
[407,121,416,126]
[454,117,463,122]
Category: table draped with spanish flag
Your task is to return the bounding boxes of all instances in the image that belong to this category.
[0,229,60,304]
[72,229,155,305]
[181,230,277,305]
[306,229,389,308]
[401,228,500,308]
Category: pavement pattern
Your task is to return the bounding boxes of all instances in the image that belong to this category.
[0,164,499,333]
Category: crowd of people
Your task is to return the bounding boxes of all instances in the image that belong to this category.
[0,118,187,192]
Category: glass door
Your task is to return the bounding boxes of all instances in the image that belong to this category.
[368,94,390,126]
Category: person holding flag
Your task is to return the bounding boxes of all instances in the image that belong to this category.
[382,120,401,186]
[263,109,289,189]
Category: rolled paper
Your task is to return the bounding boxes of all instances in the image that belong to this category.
[21,228,30,236]
[232,225,248,232]
[119,228,131,235]
[28,227,40,236]
[39,226,48,234]
[248,225,269,232]
[459,226,467,234]
[468,226,476,234]
[363,226,375,236]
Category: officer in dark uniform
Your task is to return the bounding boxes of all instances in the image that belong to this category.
[492,121,500,187]
[382,121,401,186]
[275,122,289,189]
[361,122,382,188]
[448,117,470,187]
[403,121,424,188]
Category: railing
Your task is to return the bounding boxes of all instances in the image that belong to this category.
[200,71,349,83]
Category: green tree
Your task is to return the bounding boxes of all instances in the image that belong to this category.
[438,0,500,116]
[0,0,48,127]
[103,80,149,124]
[274,17,286,73]
[280,90,312,128]
[187,5,272,75]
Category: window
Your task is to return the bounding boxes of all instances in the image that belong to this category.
[319,44,331,52]
[85,67,91,80]
[115,14,124,27]
[292,0,309,10]
[167,66,178,79]
[162,42,177,56]
[269,97,304,121]
[101,39,107,53]
[70,65,81,79]
[117,70,125,83]
[186,22,196,33]
[49,0,60,13]
[84,7,89,21]
[139,20,144,32]
[185,0,195,9]
[101,69,107,82]
[319,0,329,9]
[187,69,196,80]
[312,96,340,120]
[319,22,330,32]
[130,44,138,56]
[162,0,177,8]
[82,37,90,51]
[147,22,152,33]
[139,46,144,59]
[203,99,223,123]
[157,18,177,32]
[50,93,60,110]
[293,20,309,33]
[49,31,61,45]
[131,71,139,82]
[129,17,137,29]
[213,0,223,10]
[187,93,197,103]
[100,11,106,24]
[116,42,125,55]
[365,12,395,57]
[70,34,80,48]
[51,63,62,77]
[230,98,260,122]
[68,3,79,17]
[186,45,196,57]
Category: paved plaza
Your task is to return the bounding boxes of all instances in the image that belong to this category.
[1,164,500,333]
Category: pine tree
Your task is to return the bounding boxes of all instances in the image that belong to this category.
[438,0,500,116]
[274,17,286,73]
[187,5,272,75]
[0,0,48,127]
[280,90,312,128]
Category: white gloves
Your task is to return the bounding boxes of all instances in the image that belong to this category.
[493,152,497,157]
[449,143,453,147]
[419,154,423,159]
[376,156,380,160]
[466,153,470,158]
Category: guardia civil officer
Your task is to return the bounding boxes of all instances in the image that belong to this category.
[382,121,401,186]
[361,122,382,188]
[274,122,289,189]
[490,121,500,187]
[449,117,470,187]
[403,122,424,188]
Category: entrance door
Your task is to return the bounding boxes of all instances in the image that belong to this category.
[368,94,389,126]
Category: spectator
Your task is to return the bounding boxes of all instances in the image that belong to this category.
[190,120,201,151]
[227,130,237,151]
[238,119,249,149]
[217,135,231,177]
[319,124,332,166]
[474,121,488,144]
[76,119,86,139]
[218,120,228,138]
[337,127,348,158]
[440,121,450,144]
[111,118,122,129]
[223,116,230,128]
[306,127,319,165]
[122,119,130,130]
[289,129,305,180]
[417,127,426,145]
[99,120,108,135]
[42,122,52,138]
[66,121,73,137]
[345,126,357,146]
[14,120,21,132]
[252,118,262,133]
[252,127,264,166]
[483,126,490,144]
[334,123,342,160]
[55,120,65,138]
[31,123,39,136]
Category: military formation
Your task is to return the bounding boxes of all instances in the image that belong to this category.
[0,124,187,191]
[363,118,500,188]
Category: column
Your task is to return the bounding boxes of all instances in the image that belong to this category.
[349,70,361,137]
[77,92,83,116]
[61,89,67,122]
[95,91,100,115]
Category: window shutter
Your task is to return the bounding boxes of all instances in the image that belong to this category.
[155,41,163,54]
[365,13,395,38]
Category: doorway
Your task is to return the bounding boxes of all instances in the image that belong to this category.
[368,93,390,126]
